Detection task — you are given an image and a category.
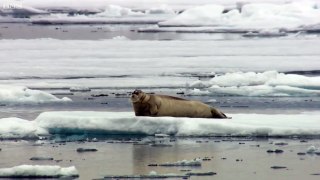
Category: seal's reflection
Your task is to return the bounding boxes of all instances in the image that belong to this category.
[132,138,204,175]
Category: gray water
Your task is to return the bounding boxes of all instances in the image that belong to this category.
[1,137,320,180]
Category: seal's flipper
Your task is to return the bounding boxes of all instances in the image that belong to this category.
[211,108,228,119]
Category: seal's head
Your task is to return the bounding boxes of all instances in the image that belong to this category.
[130,89,145,103]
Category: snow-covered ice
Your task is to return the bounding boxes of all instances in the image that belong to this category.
[188,71,320,96]
[0,117,40,139]
[33,111,320,137]
[2,1,320,32]
[0,85,71,104]
[158,2,320,32]
[1,111,320,138]
[0,165,79,178]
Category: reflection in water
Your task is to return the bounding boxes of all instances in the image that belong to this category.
[132,138,220,175]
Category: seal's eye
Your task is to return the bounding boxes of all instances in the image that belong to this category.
[132,90,140,95]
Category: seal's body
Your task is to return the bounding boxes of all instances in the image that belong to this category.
[130,90,227,118]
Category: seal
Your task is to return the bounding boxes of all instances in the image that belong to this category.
[130,90,228,118]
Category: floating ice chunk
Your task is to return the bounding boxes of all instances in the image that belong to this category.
[69,86,91,92]
[159,2,320,31]
[0,117,47,139]
[306,146,320,154]
[112,36,129,40]
[160,158,202,166]
[0,85,71,104]
[149,171,157,175]
[188,80,210,88]
[188,71,320,97]
[0,165,79,178]
[95,5,144,17]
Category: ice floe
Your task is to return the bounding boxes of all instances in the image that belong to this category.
[188,71,320,97]
[0,117,40,139]
[0,85,71,104]
[306,146,320,154]
[0,165,79,178]
[95,5,144,17]
[1,111,320,139]
[157,2,320,32]
[34,111,320,137]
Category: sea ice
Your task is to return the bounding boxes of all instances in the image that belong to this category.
[34,111,320,137]
[159,2,320,31]
[306,146,320,154]
[0,85,71,104]
[0,117,40,139]
[0,165,79,178]
[1,111,320,138]
[188,71,320,96]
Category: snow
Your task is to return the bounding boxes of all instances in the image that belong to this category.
[0,85,72,104]
[188,71,320,96]
[1,111,320,138]
[0,165,79,178]
[159,2,320,31]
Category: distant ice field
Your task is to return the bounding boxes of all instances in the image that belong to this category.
[0,38,319,96]
[0,37,319,120]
